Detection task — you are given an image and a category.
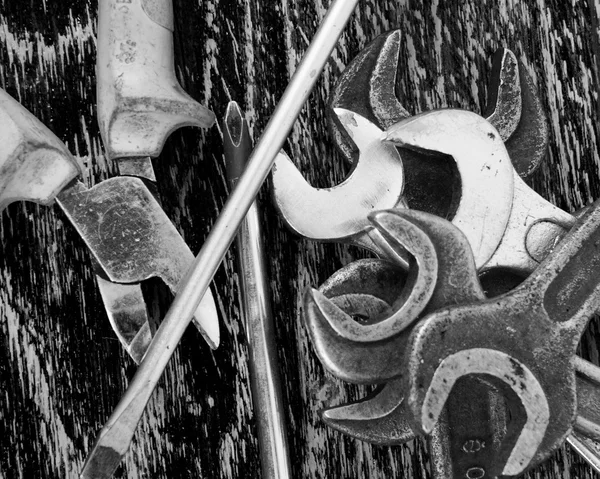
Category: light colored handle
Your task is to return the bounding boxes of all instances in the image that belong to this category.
[0,88,81,211]
[96,0,215,164]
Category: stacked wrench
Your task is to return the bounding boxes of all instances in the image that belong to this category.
[271,30,600,475]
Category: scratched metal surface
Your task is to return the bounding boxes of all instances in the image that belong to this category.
[1,0,600,478]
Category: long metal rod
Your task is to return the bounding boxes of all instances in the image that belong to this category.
[224,101,292,479]
[80,1,360,476]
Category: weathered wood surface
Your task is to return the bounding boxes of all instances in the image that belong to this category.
[2,0,600,477]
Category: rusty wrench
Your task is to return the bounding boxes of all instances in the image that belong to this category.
[405,199,600,475]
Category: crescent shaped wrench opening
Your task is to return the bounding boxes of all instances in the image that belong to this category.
[422,348,549,476]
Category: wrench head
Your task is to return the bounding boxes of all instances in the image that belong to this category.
[383,109,515,268]
[322,379,416,445]
[328,30,409,164]
[407,202,600,475]
[484,48,549,178]
[304,260,410,384]
[272,109,404,243]
[313,210,488,446]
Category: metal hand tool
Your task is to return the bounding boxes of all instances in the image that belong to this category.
[272,109,407,257]
[326,30,409,163]
[305,209,514,478]
[383,109,574,273]
[0,88,220,362]
[405,199,600,476]
[224,101,292,479]
[81,1,361,476]
[483,48,549,178]
[95,0,218,361]
[307,208,600,476]
[272,43,546,264]
[329,33,547,179]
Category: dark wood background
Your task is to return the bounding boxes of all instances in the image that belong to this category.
[2,0,600,477]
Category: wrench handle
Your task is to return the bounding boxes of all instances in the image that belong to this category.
[539,200,600,331]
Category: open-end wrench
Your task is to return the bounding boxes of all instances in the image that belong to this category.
[305,209,516,477]
[272,42,545,266]
[330,33,548,179]
[307,208,600,476]
[383,109,573,274]
[405,199,600,476]
[95,0,219,361]
[272,108,407,258]
[0,88,219,362]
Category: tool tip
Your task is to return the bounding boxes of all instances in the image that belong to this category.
[80,442,123,479]
[224,101,244,147]
[223,101,252,186]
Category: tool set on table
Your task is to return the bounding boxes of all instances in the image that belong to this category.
[2,0,600,477]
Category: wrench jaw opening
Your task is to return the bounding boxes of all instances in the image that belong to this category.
[382,109,515,269]
[405,305,552,477]
[303,287,410,385]
[322,379,416,445]
[271,109,404,250]
[327,30,409,165]
[317,210,438,343]
[406,200,600,475]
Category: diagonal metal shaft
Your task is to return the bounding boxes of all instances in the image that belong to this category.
[80,1,360,476]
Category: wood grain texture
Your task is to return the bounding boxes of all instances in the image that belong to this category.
[1,0,600,477]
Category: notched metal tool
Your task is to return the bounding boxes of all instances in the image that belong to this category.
[309,211,437,342]
[406,200,600,476]
[274,39,549,269]
[311,209,514,477]
[484,48,549,178]
[383,110,515,268]
[383,109,572,274]
[97,0,216,180]
[272,108,406,257]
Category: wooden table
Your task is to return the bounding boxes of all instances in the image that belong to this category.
[1,1,600,477]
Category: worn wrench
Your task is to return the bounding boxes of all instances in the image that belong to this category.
[305,209,516,477]
[383,109,573,273]
[273,42,545,266]
[406,199,600,475]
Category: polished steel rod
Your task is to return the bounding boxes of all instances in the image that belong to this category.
[81,1,360,476]
[224,101,292,479]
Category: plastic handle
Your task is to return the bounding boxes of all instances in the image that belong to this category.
[0,88,81,211]
[96,0,215,163]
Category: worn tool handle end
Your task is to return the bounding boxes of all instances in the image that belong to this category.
[97,0,216,168]
[224,101,252,186]
[0,88,81,211]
